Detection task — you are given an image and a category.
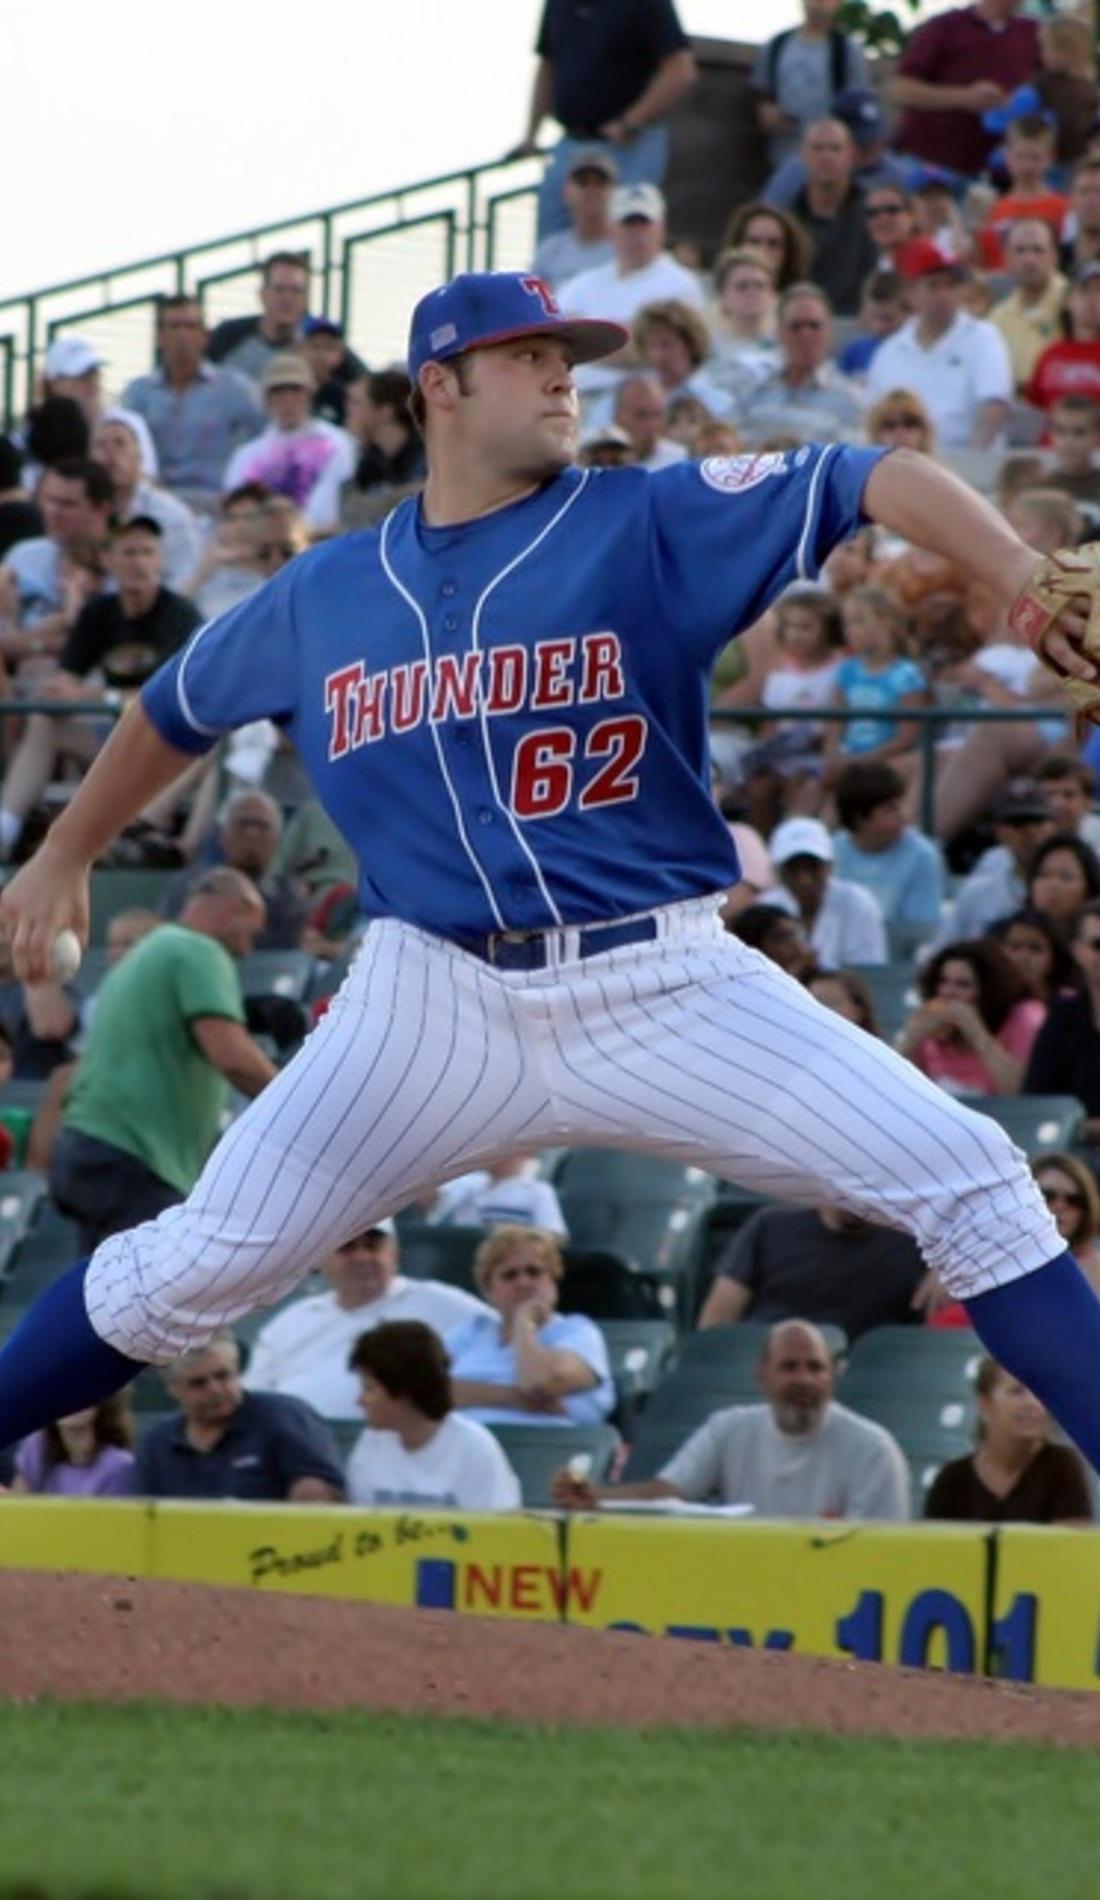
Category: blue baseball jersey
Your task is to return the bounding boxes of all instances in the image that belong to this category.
[142,444,883,936]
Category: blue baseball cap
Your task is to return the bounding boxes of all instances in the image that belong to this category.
[407,271,627,380]
[834,87,883,150]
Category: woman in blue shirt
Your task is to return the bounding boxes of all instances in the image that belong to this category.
[448,1226,613,1428]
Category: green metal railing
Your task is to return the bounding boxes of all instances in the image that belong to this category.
[0,702,1058,845]
[0,155,543,429]
[710,704,1063,837]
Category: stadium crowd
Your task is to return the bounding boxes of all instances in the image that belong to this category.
[1,0,1100,1527]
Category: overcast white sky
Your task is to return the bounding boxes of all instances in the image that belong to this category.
[5,0,951,303]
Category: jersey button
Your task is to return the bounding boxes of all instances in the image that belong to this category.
[443,614,459,632]
[478,808,494,826]
[441,580,458,597]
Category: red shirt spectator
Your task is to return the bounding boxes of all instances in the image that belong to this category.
[1026,265,1100,416]
[977,194,1067,270]
[976,116,1065,269]
[891,2,1040,179]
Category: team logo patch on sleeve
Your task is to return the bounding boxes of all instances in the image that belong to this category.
[699,452,787,494]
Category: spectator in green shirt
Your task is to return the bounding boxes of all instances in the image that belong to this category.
[49,867,277,1250]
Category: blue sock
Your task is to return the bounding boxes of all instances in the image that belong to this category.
[965,1251,1100,1471]
[0,1260,145,1451]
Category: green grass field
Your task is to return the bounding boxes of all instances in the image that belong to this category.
[0,1701,1093,1900]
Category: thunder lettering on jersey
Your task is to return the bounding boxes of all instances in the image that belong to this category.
[142,444,884,936]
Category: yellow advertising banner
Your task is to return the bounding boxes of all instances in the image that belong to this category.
[563,1516,991,1671]
[991,1525,1100,1690]
[0,1498,153,1575]
[150,1501,565,1619]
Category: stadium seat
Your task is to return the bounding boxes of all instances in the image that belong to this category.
[954,1094,1084,1157]
[239,949,316,1001]
[88,869,176,944]
[2,1201,79,1301]
[674,1320,847,1374]
[560,1247,668,1320]
[550,1147,718,1278]
[840,1323,982,1396]
[398,1223,487,1293]
[839,1326,980,1508]
[485,1421,619,1508]
[598,1317,677,1422]
[618,1357,763,1483]
[939,447,1005,497]
[619,1425,692,1483]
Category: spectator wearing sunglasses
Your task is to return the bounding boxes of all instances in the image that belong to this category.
[864,188,918,268]
[448,1225,614,1428]
[864,386,936,454]
[1032,1153,1100,1295]
[735,283,864,447]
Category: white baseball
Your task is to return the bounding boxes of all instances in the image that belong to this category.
[51,929,83,982]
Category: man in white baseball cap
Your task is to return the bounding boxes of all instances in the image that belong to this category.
[242,1219,488,1417]
[42,335,104,423]
[560,179,705,400]
[768,815,887,968]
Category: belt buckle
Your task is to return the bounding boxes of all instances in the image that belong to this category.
[490,929,546,970]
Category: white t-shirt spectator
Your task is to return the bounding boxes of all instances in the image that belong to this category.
[866,313,1012,448]
[562,254,707,396]
[762,658,843,714]
[242,1276,488,1418]
[661,1401,908,1519]
[770,876,888,965]
[346,1412,522,1511]
[431,1170,568,1236]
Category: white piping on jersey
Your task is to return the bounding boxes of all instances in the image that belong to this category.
[379,510,507,930]
[795,443,837,583]
[175,618,225,738]
[467,469,594,928]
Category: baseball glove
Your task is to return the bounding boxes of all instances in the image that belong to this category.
[1007,546,1100,730]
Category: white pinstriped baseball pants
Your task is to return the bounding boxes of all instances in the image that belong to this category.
[83,897,1063,1361]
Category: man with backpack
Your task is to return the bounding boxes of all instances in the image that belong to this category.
[752,0,870,170]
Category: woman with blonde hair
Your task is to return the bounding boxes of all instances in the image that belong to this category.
[864,388,936,456]
[447,1225,613,1429]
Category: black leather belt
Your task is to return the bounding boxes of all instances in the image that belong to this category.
[457,914,658,971]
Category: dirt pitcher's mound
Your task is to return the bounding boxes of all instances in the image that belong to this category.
[2,1571,1100,1746]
